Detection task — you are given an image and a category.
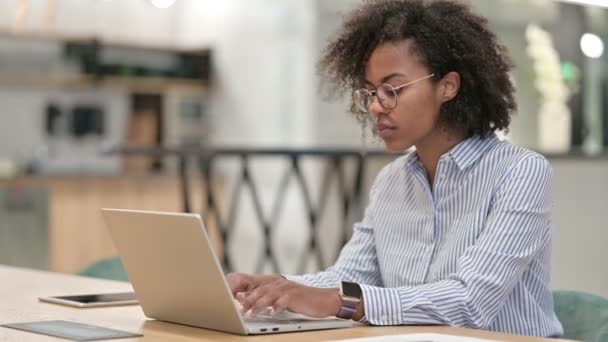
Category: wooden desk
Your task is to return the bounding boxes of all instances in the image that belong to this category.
[0,265,574,341]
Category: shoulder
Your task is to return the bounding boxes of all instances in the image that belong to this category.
[367,153,413,197]
[485,140,553,188]
[374,152,412,182]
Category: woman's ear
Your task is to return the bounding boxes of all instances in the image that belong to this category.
[439,71,461,103]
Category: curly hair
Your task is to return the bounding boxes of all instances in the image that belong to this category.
[318,0,516,138]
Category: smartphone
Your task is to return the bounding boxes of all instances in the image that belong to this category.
[39,292,138,308]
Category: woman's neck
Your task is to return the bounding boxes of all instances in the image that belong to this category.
[415,129,465,188]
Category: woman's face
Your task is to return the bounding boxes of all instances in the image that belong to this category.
[364,40,445,152]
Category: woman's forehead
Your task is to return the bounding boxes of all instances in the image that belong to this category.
[365,41,422,77]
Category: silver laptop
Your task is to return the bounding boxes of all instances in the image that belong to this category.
[102,208,353,335]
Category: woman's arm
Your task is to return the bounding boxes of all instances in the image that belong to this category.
[284,165,394,289]
[285,220,382,288]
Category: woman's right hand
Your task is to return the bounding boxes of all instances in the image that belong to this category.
[226,273,283,297]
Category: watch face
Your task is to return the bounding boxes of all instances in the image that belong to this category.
[341,281,362,298]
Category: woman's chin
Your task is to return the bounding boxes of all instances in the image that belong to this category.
[383,141,412,153]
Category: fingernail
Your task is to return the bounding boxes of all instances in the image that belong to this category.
[270,308,276,316]
[245,309,253,318]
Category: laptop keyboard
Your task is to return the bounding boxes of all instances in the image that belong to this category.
[235,303,335,325]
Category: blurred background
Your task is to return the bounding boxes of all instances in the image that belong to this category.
[0,0,606,299]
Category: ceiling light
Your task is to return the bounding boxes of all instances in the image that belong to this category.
[580,33,605,58]
[149,0,176,9]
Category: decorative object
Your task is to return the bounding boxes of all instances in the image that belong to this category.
[525,24,574,154]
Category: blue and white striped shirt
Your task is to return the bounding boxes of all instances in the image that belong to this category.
[289,134,563,337]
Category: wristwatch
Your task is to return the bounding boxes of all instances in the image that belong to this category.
[337,281,362,320]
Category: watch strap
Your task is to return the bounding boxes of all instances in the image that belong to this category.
[337,281,362,320]
[336,297,358,319]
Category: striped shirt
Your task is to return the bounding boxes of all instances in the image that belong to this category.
[288,133,563,337]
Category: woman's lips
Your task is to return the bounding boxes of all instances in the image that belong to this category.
[376,124,397,139]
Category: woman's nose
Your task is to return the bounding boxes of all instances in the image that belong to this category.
[368,96,386,121]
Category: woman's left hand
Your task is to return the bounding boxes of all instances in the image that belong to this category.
[236,277,341,318]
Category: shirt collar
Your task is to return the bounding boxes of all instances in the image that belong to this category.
[405,133,499,171]
[405,150,421,170]
[447,133,499,170]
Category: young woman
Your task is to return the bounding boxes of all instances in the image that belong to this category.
[227,0,563,337]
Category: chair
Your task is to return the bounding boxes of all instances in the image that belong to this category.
[78,256,129,282]
[554,290,608,342]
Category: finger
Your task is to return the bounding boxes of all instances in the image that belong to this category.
[240,287,267,314]
[236,292,247,302]
[265,280,297,315]
[226,273,245,294]
[226,273,254,296]
[271,293,291,316]
[240,280,284,315]
[248,290,281,316]
[235,291,251,309]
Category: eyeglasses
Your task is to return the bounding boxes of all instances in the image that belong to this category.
[353,74,435,113]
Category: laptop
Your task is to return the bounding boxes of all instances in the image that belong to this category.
[101,208,353,335]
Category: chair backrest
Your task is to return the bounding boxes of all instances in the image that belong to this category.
[554,290,608,342]
[78,256,128,282]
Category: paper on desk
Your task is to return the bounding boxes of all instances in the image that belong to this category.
[329,333,503,342]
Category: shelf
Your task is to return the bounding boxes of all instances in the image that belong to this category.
[0,30,211,93]
[0,71,209,93]
[0,29,205,54]
[100,76,208,93]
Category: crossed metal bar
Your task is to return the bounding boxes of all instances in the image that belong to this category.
[111,146,390,273]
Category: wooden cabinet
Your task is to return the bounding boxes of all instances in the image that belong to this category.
[1,175,222,275]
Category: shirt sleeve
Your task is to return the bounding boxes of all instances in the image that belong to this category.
[359,156,554,328]
[285,167,386,289]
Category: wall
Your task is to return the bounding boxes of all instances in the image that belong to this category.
[176,0,378,148]
[551,160,608,297]
[176,0,317,147]
[313,0,372,148]
[0,0,177,46]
